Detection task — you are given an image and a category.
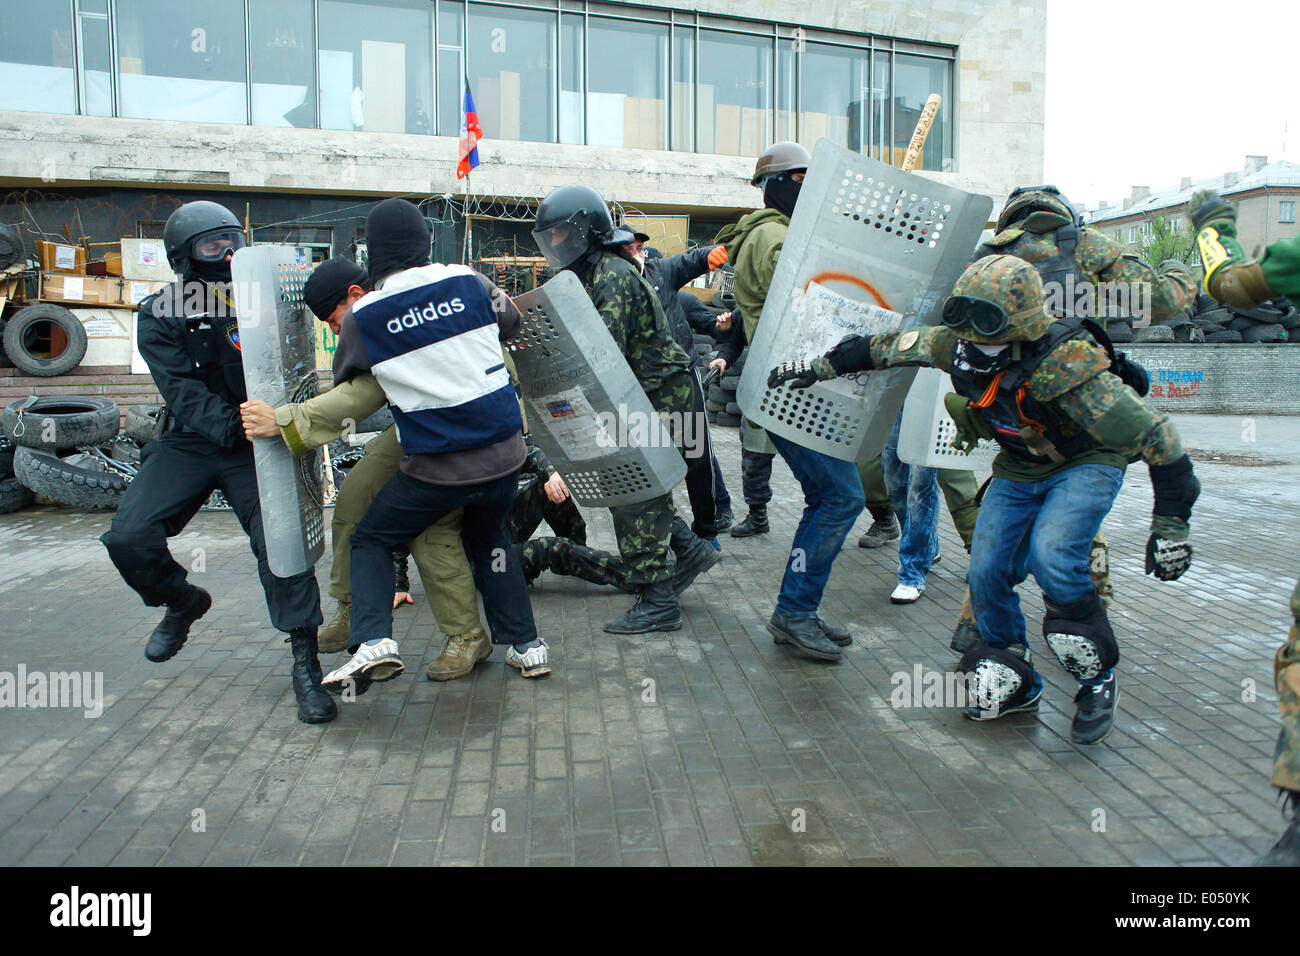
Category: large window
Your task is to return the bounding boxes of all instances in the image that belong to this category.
[892,53,952,171]
[437,3,464,136]
[559,14,583,145]
[116,0,248,124]
[0,3,75,114]
[77,0,113,117]
[319,0,432,135]
[800,42,866,153]
[250,0,315,128]
[587,18,668,150]
[670,26,693,151]
[469,4,555,144]
[697,30,770,157]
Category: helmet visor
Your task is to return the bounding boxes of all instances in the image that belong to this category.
[942,295,1009,338]
[532,210,592,269]
[191,229,247,263]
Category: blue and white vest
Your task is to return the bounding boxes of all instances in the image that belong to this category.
[351,263,522,455]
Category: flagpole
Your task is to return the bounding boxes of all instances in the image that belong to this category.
[462,169,472,265]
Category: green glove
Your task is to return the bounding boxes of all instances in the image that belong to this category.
[944,391,992,451]
[1188,189,1235,234]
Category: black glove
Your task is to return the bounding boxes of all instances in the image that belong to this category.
[767,360,821,390]
[825,333,875,374]
[1145,535,1192,581]
[1149,455,1200,521]
[1188,189,1234,233]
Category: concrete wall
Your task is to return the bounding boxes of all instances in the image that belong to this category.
[1127,344,1300,415]
[0,0,1045,214]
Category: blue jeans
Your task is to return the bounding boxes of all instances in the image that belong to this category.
[882,414,940,589]
[768,433,866,619]
[349,469,538,650]
[968,464,1124,651]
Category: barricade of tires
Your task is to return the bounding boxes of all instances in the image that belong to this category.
[705,346,746,429]
[1132,293,1300,345]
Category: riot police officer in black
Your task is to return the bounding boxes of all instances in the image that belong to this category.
[100,201,335,724]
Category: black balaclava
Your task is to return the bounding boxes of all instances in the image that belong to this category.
[191,253,233,285]
[763,171,804,219]
[304,255,368,321]
[365,198,432,285]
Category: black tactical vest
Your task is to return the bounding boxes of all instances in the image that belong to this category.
[146,283,247,408]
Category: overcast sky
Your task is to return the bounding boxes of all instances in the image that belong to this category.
[1044,0,1300,209]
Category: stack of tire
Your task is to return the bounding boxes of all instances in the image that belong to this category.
[2,396,125,511]
[705,347,746,429]
[1187,293,1298,343]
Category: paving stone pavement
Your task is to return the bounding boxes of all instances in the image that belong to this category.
[0,415,1295,867]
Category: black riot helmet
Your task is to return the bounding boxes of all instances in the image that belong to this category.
[532,184,634,270]
[163,200,247,281]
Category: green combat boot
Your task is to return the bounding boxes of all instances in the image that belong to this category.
[318,601,352,654]
[425,627,492,681]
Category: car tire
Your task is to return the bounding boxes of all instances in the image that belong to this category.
[2,304,88,377]
[124,404,165,446]
[1204,330,1243,343]
[720,374,741,390]
[12,445,129,510]
[725,401,741,416]
[716,412,742,427]
[2,396,120,450]
[1106,321,1133,343]
[0,438,13,478]
[1239,323,1287,343]
[0,476,34,514]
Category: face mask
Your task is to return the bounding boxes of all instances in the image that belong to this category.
[763,174,803,218]
[191,257,233,284]
[973,343,1010,355]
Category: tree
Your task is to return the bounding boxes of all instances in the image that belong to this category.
[1140,215,1198,269]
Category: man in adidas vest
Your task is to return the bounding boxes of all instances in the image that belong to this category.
[770,254,1201,744]
[1189,189,1300,864]
[319,198,547,690]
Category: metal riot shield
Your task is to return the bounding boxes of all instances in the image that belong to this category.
[231,246,325,577]
[737,139,993,463]
[896,367,998,470]
[506,270,687,508]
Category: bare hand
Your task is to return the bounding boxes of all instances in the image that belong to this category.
[544,472,570,504]
[392,591,414,609]
[715,311,733,332]
[708,357,728,375]
[240,400,279,439]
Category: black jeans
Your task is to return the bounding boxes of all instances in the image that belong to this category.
[100,433,322,633]
[683,373,722,537]
[349,469,537,649]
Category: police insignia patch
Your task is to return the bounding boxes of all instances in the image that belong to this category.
[225,322,241,350]
[899,330,920,351]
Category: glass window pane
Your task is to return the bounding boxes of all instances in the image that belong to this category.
[587,18,667,151]
[866,51,891,164]
[437,4,464,137]
[892,53,952,171]
[776,37,795,144]
[560,13,583,145]
[250,0,315,128]
[468,3,555,144]
[0,4,76,113]
[696,30,770,157]
[799,42,866,153]
[79,11,113,117]
[670,29,692,151]
[319,0,433,135]
[116,0,248,124]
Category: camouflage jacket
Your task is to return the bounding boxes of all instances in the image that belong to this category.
[980,212,1196,325]
[869,326,1184,482]
[575,248,693,418]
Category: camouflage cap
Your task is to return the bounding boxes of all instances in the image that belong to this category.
[946,254,1054,343]
[996,187,1076,233]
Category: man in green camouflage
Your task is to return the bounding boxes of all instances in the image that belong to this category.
[532,184,719,634]
[771,254,1201,744]
[1188,188,1300,864]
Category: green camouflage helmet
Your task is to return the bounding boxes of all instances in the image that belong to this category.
[995,186,1076,233]
[945,254,1055,344]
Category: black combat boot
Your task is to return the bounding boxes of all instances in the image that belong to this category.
[289,628,338,724]
[603,582,682,634]
[669,519,722,595]
[1257,791,1300,866]
[767,612,842,662]
[145,585,212,662]
[815,617,853,647]
[729,506,769,538]
[950,621,983,655]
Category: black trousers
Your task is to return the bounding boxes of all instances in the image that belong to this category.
[683,373,722,537]
[100,433,322,633]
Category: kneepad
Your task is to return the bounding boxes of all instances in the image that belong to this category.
[958,645,1038,715]
[1042,592,1118,681]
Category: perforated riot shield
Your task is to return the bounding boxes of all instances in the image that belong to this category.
[896,368,997,470]
[506,271,687,508]
[737,139,993,463]
[231,246,325,577]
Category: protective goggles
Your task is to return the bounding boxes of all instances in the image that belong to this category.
[191,229,247,263]
[532,211,592,270]
[941,295,1008,338]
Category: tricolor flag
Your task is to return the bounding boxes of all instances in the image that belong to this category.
[457,79,482,179]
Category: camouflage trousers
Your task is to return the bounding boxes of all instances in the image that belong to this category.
[956,531,1113,630]
[517,538,636,593]
[740,449,775,508]
[508,474,587,545]
[610,494,678,586]
[859,453,980,550]
[1272,576,1300,791]
[330,426,482,636]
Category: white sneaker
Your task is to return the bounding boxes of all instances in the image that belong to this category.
[505,639,551,678]
[321,637,404,696]
[890,584,924,604]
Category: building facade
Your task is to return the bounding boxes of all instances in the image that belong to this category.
[1,0,1045,259]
